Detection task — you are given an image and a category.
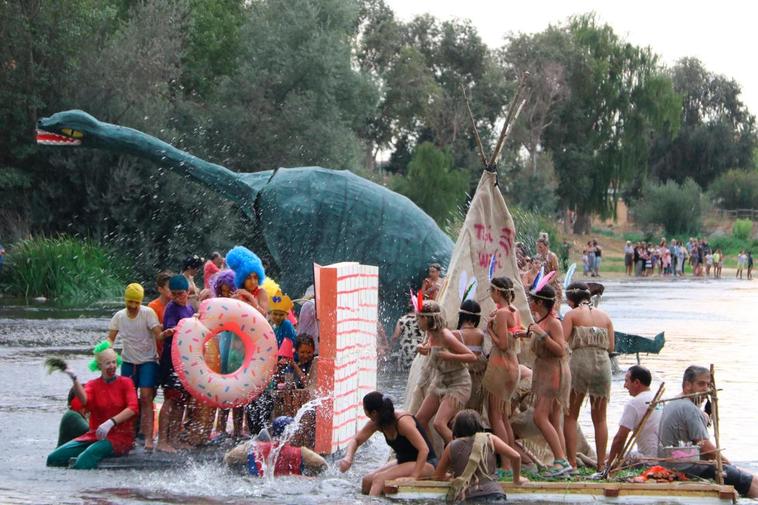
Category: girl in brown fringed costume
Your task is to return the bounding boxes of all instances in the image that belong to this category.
[561,282,614,471]
[415,301,477,444]
[481,277,521,467]
[452,300,487,414]
[527,284,572,477]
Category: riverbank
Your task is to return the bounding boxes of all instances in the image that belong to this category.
[559,233,756,280]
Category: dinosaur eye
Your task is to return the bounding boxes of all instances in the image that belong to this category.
[61,128,83,138]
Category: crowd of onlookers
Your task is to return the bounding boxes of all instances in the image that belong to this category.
[623,238,753,279]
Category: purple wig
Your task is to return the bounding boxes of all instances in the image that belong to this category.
[211,269,236,297]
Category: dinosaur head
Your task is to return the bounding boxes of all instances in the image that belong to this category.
[36,110,103,147]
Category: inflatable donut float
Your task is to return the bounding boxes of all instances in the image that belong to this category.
[172,298,277,408]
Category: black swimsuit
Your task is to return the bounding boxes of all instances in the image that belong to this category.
[383,414,437,464]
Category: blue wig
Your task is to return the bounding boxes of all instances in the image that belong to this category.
[226,246,266,289]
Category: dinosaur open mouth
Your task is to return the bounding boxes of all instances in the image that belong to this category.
[36,129,81,146]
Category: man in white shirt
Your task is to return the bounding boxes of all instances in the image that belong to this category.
[607,365,660,467]
[107,283,162,450]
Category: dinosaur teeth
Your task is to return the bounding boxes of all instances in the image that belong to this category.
[36,129,81,146]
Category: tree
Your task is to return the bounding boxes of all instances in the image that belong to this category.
[633,179,704,236]
[501,27,572,174]
[709,169,758,210]
[650,57,757,187]
[356,5,511,181]
[197,0,379,171]
[391,142,469,223]
[540,14,680,233]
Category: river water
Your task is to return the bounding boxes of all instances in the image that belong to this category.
[0,279,756,504]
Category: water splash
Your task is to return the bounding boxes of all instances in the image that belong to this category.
[259,395,329,482]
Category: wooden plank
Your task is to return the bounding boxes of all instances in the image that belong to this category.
[385,479,738,502]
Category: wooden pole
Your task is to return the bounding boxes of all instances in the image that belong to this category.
[489,76,529,168]
[647,389,720,406]
[607,382,665,476]
[709,364,724,485]
[460,84,489,169]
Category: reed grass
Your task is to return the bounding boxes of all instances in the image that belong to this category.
[2,235,132,304]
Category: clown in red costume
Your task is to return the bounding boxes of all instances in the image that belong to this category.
[47,341,138,469]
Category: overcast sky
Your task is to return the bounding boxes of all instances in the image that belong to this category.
[386,0,757,115]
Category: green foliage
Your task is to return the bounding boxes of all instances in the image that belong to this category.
[3,236,131,304]
[708,169,758,209]
[537,14,681,232]
[181,0,245,97]
[732,219,753,240]
[501,153,560,215]
[391,142,469,224]
[651,58,757,187]
[510,205,559,256]
[2,0,756,286]
[633,179,704,235]
[201,0,378,171]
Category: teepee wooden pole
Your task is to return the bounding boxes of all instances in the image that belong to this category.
[709,364,724,485]
[461,84,488,169]
[489,75,529,168]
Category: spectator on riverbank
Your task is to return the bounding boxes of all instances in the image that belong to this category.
[736,250,746,279]
[593,240,602,276]
[748,252,754,280]
[560,240,571,272]
[713,249,722,279]
[0,242,5,275]
[624,241,634,276]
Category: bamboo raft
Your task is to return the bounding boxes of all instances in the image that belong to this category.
[384,479,738,504]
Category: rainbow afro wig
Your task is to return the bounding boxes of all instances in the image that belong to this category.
[226,246,266,289]
[88,340,122,372]
[211,269,236,297]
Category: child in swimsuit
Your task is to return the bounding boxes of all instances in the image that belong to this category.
[561,282,614,471]
[481,277,521,465]
[454,300,487,413]
[338,392,436,496]
[414,301,477,444]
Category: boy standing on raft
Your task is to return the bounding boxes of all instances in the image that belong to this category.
[107,283,162,451]
[157,275,194,452]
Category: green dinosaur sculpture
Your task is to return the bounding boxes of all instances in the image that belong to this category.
[36,110,453,324]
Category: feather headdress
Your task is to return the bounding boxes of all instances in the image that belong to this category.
[563,263,577,290]
[534,270,556,293]
[410,288,424,313]
[458,271,478,303]
[487,254,497,281]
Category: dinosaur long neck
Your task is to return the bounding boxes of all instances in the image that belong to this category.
[100,122,254,214]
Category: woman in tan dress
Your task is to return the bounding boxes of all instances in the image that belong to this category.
[562,282,614,471]
[415,300,476,444]
[481,277,521,463]
[453,300,487,413]
[527,284,572,477]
